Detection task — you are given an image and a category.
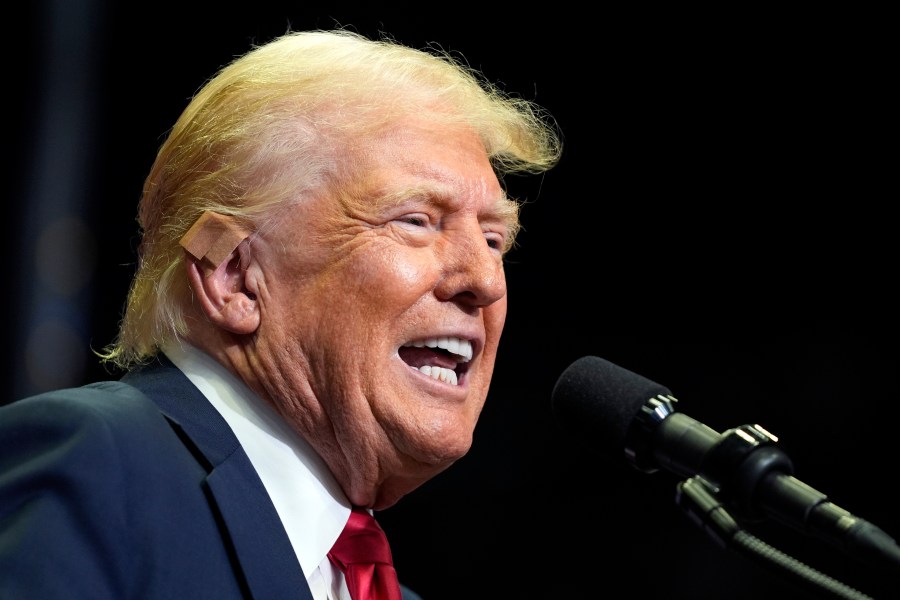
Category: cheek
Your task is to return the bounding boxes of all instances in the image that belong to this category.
[354,247,436,300]
[484,296,508,344]
[384,247,433,282]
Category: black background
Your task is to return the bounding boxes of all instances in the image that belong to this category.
[7,3,898,599]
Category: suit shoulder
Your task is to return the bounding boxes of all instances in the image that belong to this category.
[0,380,169,451]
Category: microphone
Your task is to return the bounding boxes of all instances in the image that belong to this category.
[551,355,900,570]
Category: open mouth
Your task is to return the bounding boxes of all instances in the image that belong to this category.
[398,337,473,386]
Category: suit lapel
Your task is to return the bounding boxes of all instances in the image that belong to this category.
[122,357,313,600]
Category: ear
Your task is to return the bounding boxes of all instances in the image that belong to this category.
[185,239,261,335]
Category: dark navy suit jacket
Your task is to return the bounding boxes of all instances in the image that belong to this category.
[0,356,422,600]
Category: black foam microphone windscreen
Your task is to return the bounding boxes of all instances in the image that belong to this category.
[551,355,672,462]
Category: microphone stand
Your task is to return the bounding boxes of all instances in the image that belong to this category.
[676,476,873,600]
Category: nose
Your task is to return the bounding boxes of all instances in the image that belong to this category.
[433,222,507,308]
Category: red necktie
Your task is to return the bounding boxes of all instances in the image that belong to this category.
[328,507,403,600]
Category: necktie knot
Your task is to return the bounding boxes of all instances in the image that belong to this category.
[328,507,402,600]
[329,508,394,566]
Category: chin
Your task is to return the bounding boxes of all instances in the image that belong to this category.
[408,432,473,468]
[385,412,476,468]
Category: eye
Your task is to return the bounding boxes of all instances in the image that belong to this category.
[396,214,430,228]
[484,232,505,252]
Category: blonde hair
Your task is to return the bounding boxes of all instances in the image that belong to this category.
[99,28,562,370]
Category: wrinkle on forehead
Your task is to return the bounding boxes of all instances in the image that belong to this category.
[333,116,523,246]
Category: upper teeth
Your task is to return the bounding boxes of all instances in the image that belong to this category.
[408,336,473,362]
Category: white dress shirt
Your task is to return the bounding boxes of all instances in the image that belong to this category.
[163,340,353,600]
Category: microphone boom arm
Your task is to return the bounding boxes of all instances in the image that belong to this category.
[630,394,900,571]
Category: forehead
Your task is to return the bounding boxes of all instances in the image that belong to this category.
[341,117,515,219]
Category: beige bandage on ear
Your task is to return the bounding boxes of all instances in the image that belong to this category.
[179,211,253,269]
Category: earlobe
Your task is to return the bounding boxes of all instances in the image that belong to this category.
[185,240,261,335]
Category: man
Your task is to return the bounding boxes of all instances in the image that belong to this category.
[0,28,561,599]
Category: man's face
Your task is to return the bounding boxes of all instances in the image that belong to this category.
[247,117,514,508]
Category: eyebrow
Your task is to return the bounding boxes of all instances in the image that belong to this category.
[378,184,518,228]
